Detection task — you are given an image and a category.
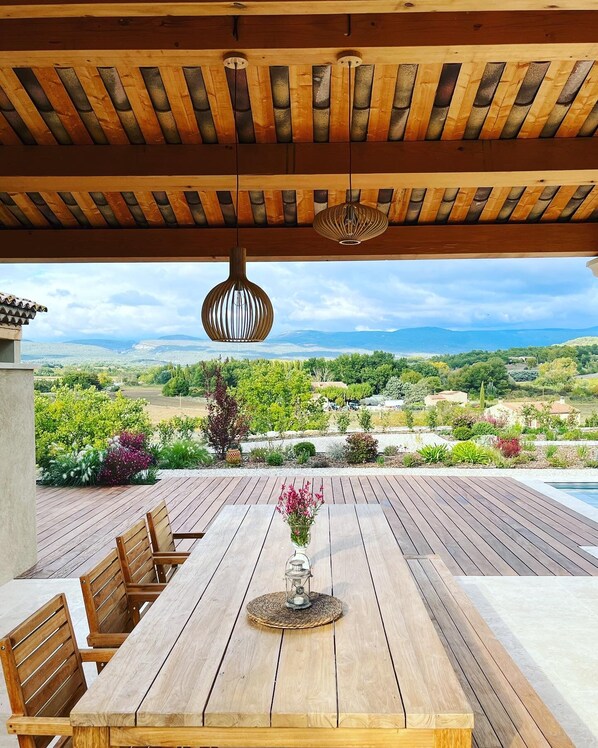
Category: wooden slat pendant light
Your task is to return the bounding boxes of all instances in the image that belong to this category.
[314,53,388,245]
[201,245,273,342]
[201,54,274,342]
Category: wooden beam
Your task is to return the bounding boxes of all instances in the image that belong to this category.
[2,0,598,18]
[2,140,597,192]
[1,12,598,66]
[2,224,597,263]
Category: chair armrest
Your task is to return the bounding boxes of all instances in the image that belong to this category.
[153,552,189,565]
[173,532,205,539]
[87,632,129,647]
[79,648,118,663]
[7,716,72,736]
[126,582,167,601]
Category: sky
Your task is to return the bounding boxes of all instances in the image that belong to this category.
[3,256,598,341]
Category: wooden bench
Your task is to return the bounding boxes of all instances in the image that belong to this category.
[407,555,574,748]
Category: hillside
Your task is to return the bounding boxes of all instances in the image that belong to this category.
[21,324,598,365]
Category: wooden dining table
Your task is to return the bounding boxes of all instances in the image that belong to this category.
[71,503,473,748]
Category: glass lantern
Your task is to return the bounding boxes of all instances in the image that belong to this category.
[285,558,312,610]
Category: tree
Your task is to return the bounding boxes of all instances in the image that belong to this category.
[35,387,151,464]
[382,376,404,399]
[455,357,509,395]
[202,365,250,459]
[400,370,422,384]
[479,381,486,410]
[61,371,101,389]
[426,407,438,430]
[404,408,415,431]
[537,357,578,390]
[357,408,373,432]
[235,360,327,434]
[162,376,189,397]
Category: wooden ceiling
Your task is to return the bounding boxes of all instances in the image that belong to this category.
[0,6,597,262]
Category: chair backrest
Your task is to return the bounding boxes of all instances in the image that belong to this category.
[146,500,175,583]
[116,517,158,586]
[80,549,135,646]
[0,594,87,748]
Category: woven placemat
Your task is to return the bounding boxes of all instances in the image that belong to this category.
[246,592,343,629]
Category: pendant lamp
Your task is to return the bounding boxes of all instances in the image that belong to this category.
[201,54,274,342]
[313,53,389,245]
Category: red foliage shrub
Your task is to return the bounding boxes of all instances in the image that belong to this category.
[98,432,153,485]
[496,437,521,458]
[202,365,250,460]
[345,433,379,464]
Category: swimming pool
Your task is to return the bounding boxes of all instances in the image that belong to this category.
[549,483,598,508]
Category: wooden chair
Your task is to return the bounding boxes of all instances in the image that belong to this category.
[115,518,186,618]
[146,499,204,582]
[80,549,163,654]
[0,594,115,748]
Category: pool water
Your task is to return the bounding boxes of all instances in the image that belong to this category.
[550,483,598,509]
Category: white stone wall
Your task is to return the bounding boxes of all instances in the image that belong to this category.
[0,365,37,584]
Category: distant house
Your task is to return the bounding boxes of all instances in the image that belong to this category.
[484,399,581,427]
[312,381,347,390]
[424,390,468,407]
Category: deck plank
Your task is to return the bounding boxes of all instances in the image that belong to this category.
[27,476,598,579]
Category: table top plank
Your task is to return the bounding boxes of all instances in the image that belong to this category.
[204,506,287,727]
[271,506,337,728]
[330,505,406,729]
[137,505,274,727]
[71,505,251,727]
[355,504,474,730]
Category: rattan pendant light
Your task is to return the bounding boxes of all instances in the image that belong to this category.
[313,53,389,246]
[201,54,274,343]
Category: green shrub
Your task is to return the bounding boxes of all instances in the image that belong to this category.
[577,445,589,460]
[357,408,373,433]
[293,441,316,459]
[582,430,598,440]
[158,439,212,469]
[249,447,268,463]
[327,441,347,461]
[471,421,498,436]
[312,458,330,468]
[562,429,582,441]
[404,409,415,431]
[345,433,379,464]
[296,453,309,465]
[403,452,423,468]
[521,439,536,452]
[336,412,351,434]
[130,466,159,484]
[584,459,598,468]
[453,426,473,441]
[417,444,449,464]
[545,445,558,458]
[498,425,523,439]
[266,450,284,466]
[548,454,570,468]
[376,455,386,466]
[451,441,493,465]
[39,446,105,486]
[383,445,399,456]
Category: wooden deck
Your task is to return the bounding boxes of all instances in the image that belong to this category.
[27,475,598,579]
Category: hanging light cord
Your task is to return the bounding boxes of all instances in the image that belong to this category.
[347,59,353,204]
[234,60,240,247]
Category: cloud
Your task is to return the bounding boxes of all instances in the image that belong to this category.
[2,256,598,340]
[109,291,161,306]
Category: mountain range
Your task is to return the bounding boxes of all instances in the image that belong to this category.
[20,325,598,365]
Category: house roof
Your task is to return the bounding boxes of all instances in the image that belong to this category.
[492,400,579,415]
[0,292,47,327]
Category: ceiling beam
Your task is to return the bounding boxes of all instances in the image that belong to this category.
[1,12,598,66]
[2,140,597,192]
[2,0,598,18]
[2,224,597,263]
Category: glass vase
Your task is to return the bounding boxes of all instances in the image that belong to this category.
[288,524,311,572]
